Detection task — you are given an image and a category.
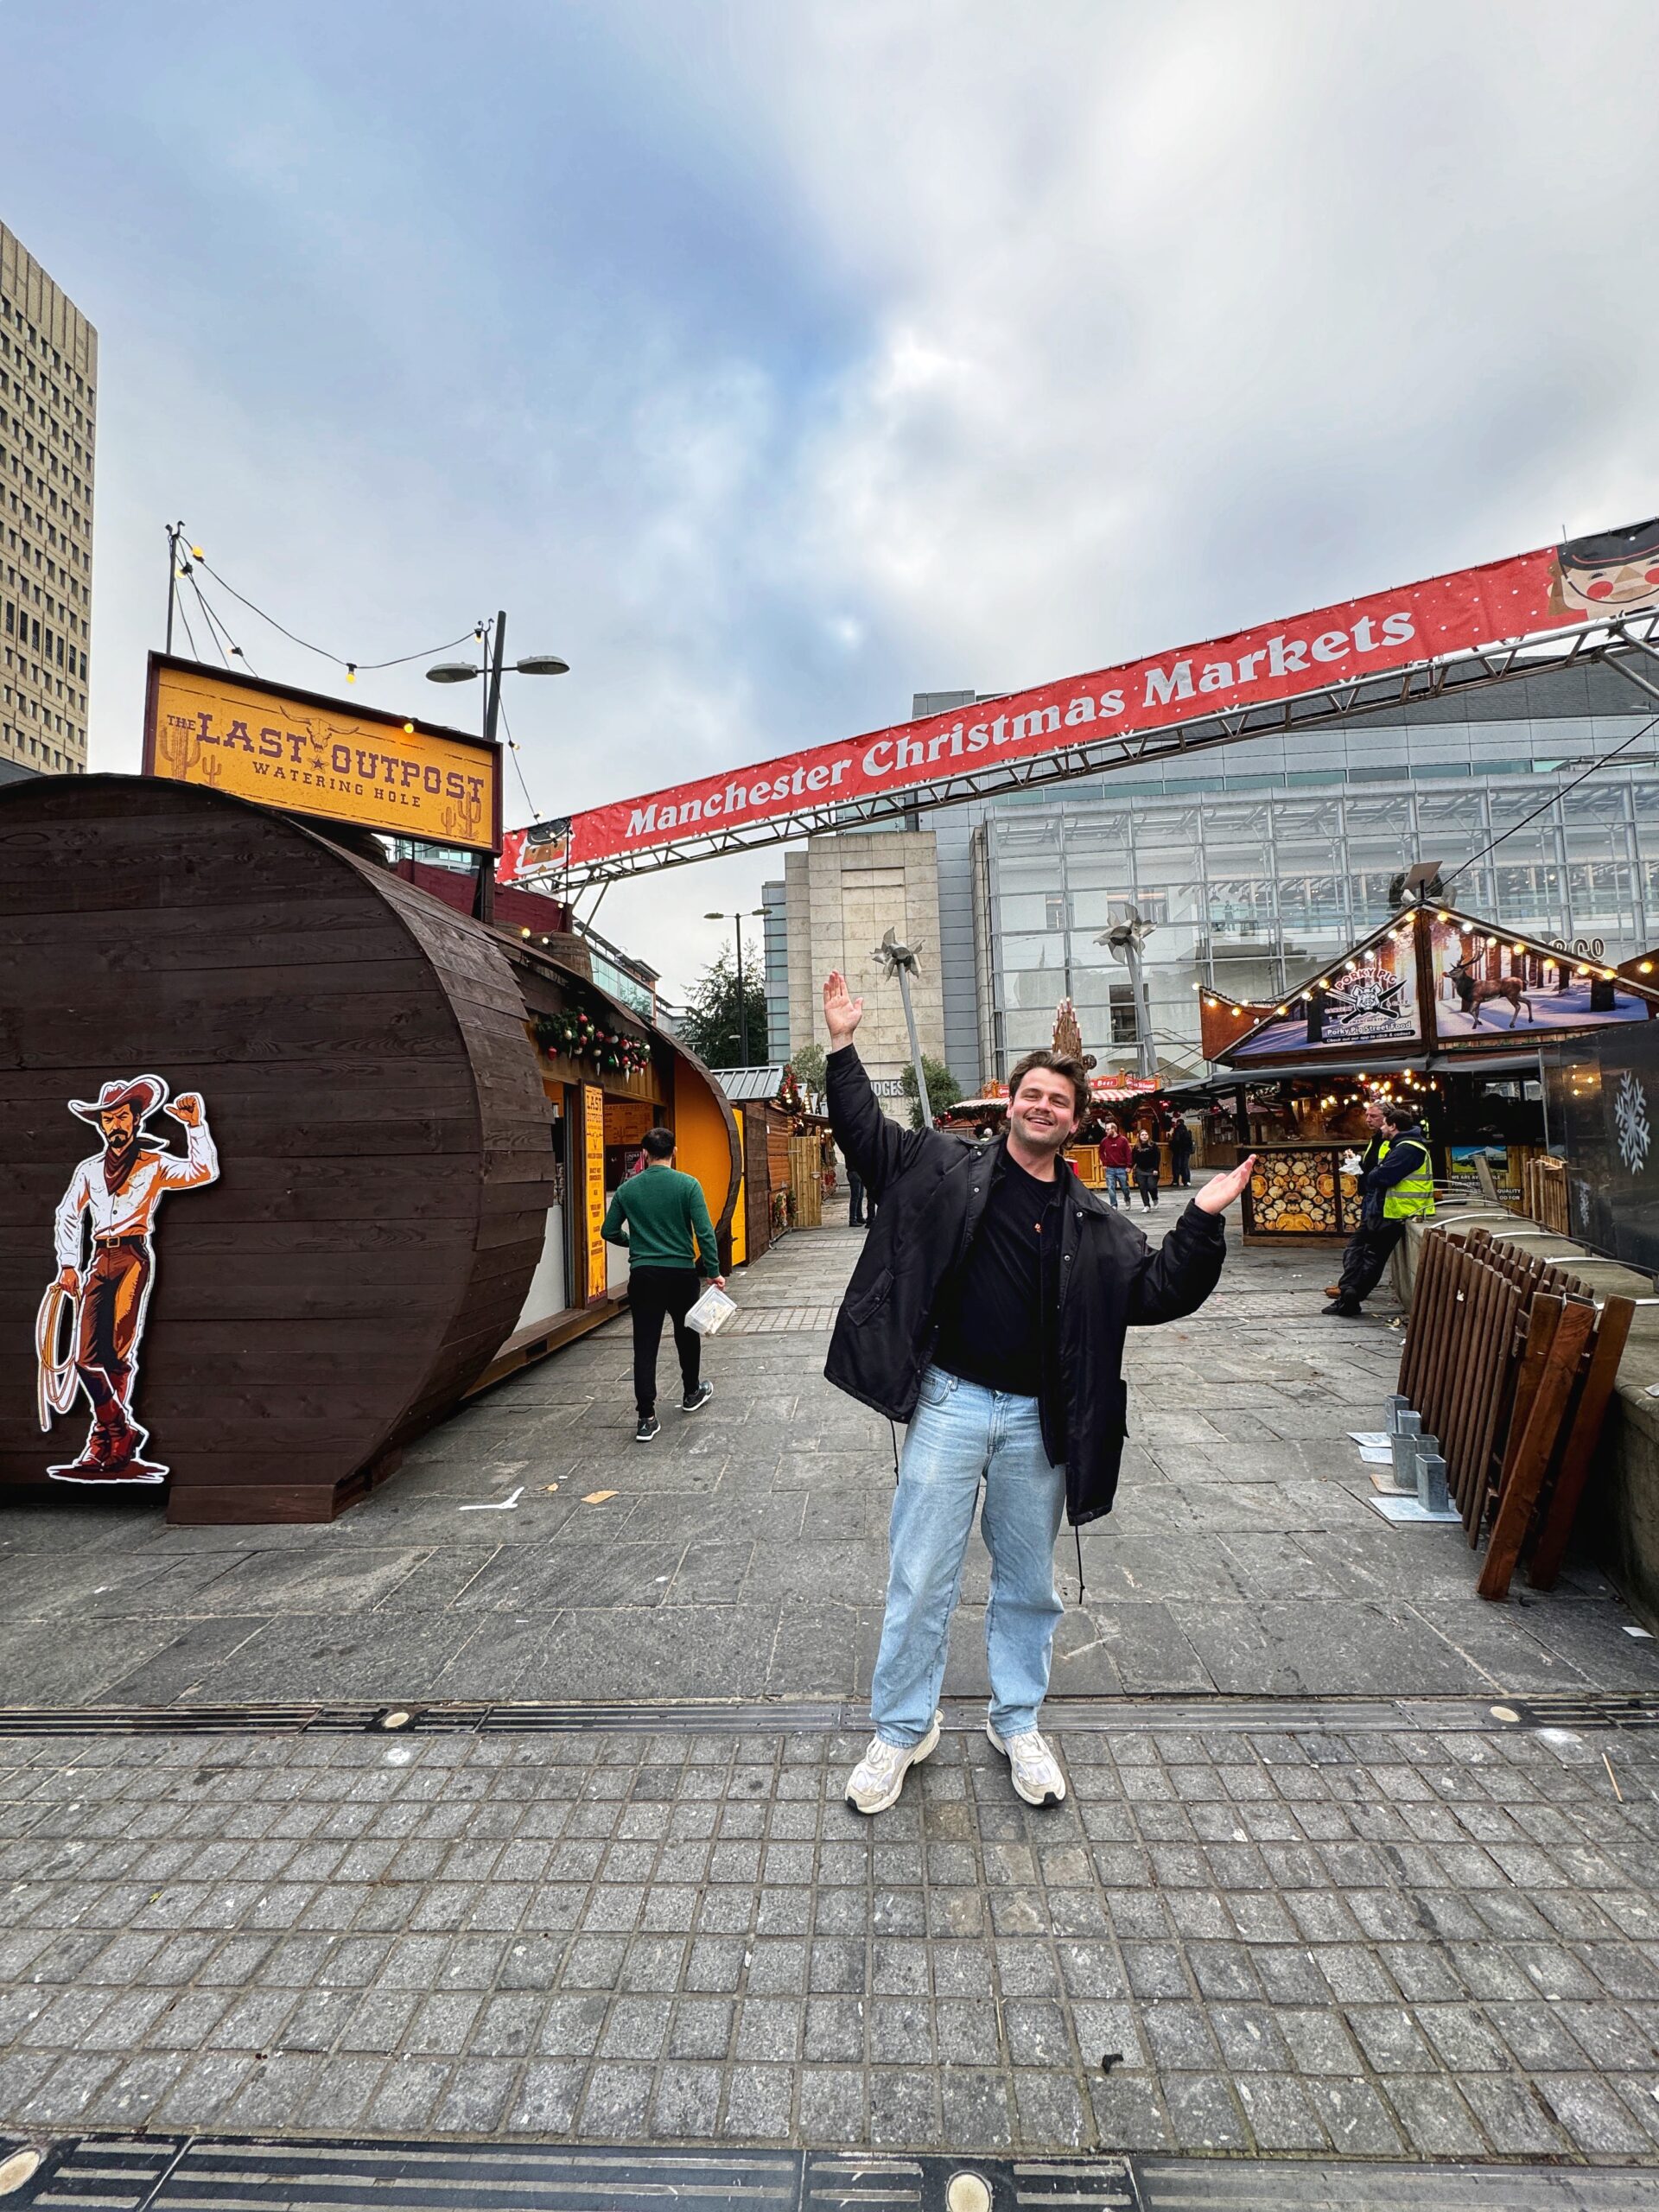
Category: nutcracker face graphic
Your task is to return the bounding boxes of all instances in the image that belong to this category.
[1548,518,1659,622]
[37,1075,219,1485]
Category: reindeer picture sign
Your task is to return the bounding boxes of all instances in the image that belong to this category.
[1430,918,1653,1038]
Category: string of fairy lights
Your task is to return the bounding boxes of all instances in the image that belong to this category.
[1198,903,1659,1124]
[165,526,543,817]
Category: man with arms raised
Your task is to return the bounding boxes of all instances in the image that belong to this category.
[821,972,1254,1815]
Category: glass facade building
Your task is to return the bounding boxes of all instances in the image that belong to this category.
[932,660,1659,1085]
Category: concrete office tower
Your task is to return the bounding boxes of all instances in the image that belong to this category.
[785,830,948,1121]
[0,222,95,779]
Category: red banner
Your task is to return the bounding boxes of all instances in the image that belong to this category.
[566,519,1659,868]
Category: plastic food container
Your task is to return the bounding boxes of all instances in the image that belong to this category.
[685,1284,737,1336]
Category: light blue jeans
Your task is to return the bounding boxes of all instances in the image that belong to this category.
[1104,1166,1130,1208]
[872,1365,1067,1746]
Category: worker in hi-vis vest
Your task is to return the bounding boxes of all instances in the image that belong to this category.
[1325,1099,1433,1318]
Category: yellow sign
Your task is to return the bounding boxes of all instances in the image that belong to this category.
[584,1084,607,1301]
[143,656,500,855]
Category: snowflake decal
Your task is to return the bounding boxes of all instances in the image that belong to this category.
[1615,1068,1653,1175]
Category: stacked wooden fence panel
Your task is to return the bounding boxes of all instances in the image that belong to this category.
[1395,1224,1635,1600]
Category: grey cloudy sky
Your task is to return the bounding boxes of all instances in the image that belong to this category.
[6,0,1659,997]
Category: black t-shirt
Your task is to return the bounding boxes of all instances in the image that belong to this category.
[931,1154,1058,1399]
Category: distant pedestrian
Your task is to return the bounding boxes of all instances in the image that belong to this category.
[1168,1117,1194,1188]
[1324,1102,1434,1317]
[818,969,1252,1817]
[1098,1121,1131,1210]
[1325,1101,1388,1306]
[1131,1130,1160,1210]
[847,1159,868,1227]
[601,1127,723,1440]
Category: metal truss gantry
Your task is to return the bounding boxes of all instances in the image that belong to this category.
[559,612,1659,893]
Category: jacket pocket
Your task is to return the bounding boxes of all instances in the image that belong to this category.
[844,1266,893,1326]
[1104,1376,1129,1438]
[917,1364,957,1409]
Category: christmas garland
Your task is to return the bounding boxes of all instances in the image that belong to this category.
[533,1010,652,1076]
[776,1066,805,1116]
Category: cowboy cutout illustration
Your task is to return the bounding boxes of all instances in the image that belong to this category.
[39,1075,219,1484]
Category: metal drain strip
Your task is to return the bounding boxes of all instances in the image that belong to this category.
[0,1690,1656,1742]
[11,2135,1659,2211]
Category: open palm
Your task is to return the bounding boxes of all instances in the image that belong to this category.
[823,970,864,1046]
[1194,1154,1256,1215]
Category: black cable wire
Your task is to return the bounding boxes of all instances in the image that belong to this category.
[174,594,203,664]
[498,696,540,819]
[1440,710,1659,891]
[189,547,476,675]
[187,573,248,675]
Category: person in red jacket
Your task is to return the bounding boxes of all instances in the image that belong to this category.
[1097,1120,1132,1210]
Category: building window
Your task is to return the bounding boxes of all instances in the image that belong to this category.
[1109,984,1139,1044]
[1044,893,1071,931]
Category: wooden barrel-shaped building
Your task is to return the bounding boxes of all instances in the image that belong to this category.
[0,775,738,1523]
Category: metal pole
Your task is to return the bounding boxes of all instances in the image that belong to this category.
[474,608,506,924]
[1126,938,1156,1082]
[894,961,934,1129]
[164,523,181,655]
[736,919,750,1068]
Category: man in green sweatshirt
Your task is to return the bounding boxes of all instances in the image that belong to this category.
[601,1126,725,1441]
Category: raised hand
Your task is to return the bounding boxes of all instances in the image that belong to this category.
[1193,1154,1256,1215]
[168,1093,204,1128]
[823,971,864,1046]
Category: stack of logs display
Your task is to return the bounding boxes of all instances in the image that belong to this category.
[1397,1226,1634,1600]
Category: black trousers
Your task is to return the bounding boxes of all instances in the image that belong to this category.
[1170,1154,1192,1187]
[847,1165,866,1225]
[629,1266,702,1415]
[1337,1218,1406,1305]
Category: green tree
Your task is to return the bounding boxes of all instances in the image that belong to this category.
[677,947,770,1070]
[790,1043,827,1102]
[900,1055,964,1129]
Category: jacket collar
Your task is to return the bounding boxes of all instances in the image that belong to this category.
[988,1135,1110,1215]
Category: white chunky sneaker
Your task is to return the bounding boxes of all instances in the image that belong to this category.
[987,1722,1067,1808]
[844,1711,941,1816]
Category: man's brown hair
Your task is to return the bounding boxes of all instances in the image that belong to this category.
[1007,1049,1090,1121]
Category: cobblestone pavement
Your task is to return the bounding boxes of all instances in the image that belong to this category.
[7,1711,1659,2164]
[2,1195,1655,1711]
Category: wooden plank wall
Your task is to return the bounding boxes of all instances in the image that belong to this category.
[0,775,553,1523]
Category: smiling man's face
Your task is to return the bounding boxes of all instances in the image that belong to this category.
[1007,1066,1080,1157]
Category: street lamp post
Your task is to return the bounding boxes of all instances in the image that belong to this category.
[704,909,768,1067]
[427,609,569,922]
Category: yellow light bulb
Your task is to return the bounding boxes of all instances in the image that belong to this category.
[404,721,415,735]
[189,545,203,559]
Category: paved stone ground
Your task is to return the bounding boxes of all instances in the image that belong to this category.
[1,1188,1654,1710]
[7,1713,1659,2162]
[8,1189,1659,2179]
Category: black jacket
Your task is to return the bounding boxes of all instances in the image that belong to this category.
[823,1046,1227,1525]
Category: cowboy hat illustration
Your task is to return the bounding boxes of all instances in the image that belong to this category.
[40,1073,219,1484]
